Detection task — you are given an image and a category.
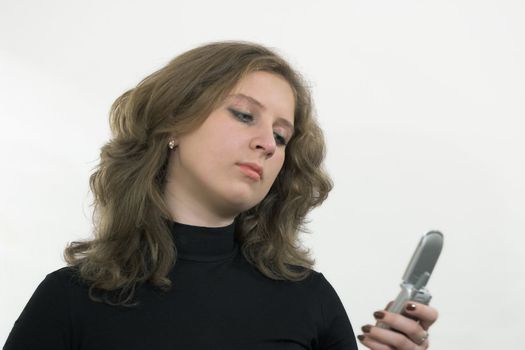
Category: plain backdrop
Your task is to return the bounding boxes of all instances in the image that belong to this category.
[1,0,524,348]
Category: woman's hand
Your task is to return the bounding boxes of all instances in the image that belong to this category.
[357,301,438,350]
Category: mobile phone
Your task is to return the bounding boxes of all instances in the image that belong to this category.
[376,230,444,329]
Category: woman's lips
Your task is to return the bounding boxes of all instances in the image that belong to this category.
[237,164,262,181]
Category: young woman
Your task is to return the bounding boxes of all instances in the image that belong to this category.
[4,41,437,350]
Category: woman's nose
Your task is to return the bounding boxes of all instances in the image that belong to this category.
[250,126,276,157]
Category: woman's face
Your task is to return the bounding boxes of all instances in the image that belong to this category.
[165,71,295,220]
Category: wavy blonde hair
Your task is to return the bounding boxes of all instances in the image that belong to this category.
[64,40,333,307]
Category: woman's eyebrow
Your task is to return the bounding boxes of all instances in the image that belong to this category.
[228,93,295,133]
[229,93,265,109]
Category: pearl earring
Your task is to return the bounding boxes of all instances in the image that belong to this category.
[168,140,176,149]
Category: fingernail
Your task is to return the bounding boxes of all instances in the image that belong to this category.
[406,303,416,311]
[361,325,372,333]
[373,311,385,319]
[357,335,365,341]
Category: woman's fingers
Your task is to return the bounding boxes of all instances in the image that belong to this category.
[361,325,428,350]
[363,324,429,349]
[358,301,438,349]
[357,334,396,350]
[360,322,429,350]
[402,301,439,330]
[372,310,429,347]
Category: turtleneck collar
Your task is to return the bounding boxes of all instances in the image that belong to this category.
[169,220,238,262]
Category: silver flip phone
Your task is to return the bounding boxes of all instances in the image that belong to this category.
[377,230,444,329]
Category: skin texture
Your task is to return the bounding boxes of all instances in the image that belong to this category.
[163,71,295,227]
[359,301,439,350]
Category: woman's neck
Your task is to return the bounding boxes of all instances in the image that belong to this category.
[163,187,236,227]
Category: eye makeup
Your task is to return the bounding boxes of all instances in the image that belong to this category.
[228,108,289,146]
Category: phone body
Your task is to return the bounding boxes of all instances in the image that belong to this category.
[376,230,443,329]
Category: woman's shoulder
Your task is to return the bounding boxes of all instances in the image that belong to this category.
[41,265,86,291]
[287,265,330,285]
[46,265,79,280]
[287,267,347,306]
[282,265,335,295]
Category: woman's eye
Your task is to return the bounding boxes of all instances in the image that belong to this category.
[230,109,253,123]
[230,108,288,146]
[274,132,287,146]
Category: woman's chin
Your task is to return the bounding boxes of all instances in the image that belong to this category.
[221,192,263,213]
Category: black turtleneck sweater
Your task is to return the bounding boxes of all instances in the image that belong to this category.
[4,221,358,350]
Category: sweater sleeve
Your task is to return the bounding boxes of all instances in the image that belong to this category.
[317,273,358,350]
[3,270,73,350]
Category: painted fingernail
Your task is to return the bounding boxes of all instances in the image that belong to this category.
[406,303,417,311]
[373,311,385,319]
[357,335,365,341]
[361,325,372,333]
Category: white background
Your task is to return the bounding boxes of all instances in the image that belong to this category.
[1,0,524,348]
